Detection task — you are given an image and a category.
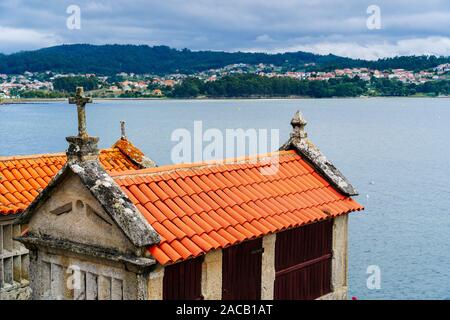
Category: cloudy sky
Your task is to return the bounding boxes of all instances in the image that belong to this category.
[0,0,449,59]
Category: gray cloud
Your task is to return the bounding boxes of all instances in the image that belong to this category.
[0,0,449,59]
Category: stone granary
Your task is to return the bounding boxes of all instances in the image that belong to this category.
[16,88,363,300]
[0,93,156,300]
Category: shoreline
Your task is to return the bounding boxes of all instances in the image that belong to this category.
[1,95,448,105]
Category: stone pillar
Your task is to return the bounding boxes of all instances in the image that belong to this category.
[120,121,127,140]
[331,214,349,299]
[147,265,164,300]
[28,250,39,300]
[201,250,222,300]
[66,136,99,162]
[261,234,276,300]
[137,273,149,300]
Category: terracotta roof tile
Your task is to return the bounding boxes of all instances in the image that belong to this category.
[180,238,203,257]
[191,214,214,233]
[180,216,205,234]
[113,150,363,265]
[208,230,231,247]
[190,234,214,252]
[198,233,221,249]
[149,247,171,265]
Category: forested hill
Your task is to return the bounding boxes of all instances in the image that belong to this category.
[0,44,359,75]
[0,44,448,75]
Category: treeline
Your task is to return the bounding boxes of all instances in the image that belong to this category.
[17,74,450,98]
[169,74,450,98]
[370,78,450,96]
[369,56,449,72]
[321,56,450,72]
[16,90,67,99]
[1,44,449,75]
[53,76,99,92]
[170,75,366,98]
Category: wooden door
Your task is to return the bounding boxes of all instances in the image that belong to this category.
[222,238,263,300]
[163,256,204,300]
[274,219,333,300]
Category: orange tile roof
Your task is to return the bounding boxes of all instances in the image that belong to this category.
[0,147,140,216]
[113,150,364,265]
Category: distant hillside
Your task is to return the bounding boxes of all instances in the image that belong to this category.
[0,44,358,75]
[0,44,448,75]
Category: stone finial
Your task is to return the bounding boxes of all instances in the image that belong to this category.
[120,121,127,140]
[66,87,99,162]
[290,110,308,140]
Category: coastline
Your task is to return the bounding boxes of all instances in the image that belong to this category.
[1,95,448,105]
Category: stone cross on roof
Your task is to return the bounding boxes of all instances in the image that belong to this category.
[69,87,92,139]
[66,87,99,162]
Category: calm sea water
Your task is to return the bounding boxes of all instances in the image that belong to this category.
[1,98,449,300]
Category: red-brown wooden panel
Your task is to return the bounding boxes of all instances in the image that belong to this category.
[222,238,263,300]
[274,219,333,300]
[274,257,331,300]
[163,256,204,300]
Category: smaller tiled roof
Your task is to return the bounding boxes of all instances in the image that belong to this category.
[112,150,363,265]
[113,138,157,169]
[0,140,152,216]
